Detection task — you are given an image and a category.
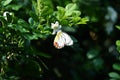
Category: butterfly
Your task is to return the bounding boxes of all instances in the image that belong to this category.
[51,21,73,49]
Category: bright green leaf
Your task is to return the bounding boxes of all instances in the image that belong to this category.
[56,6,65,20]
[72,11,81,16]
[65,3,77,16]
[65,3,77,11]
[116,40,120,46]
[77,17,89,24]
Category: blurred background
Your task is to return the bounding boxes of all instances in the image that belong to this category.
[0,0,120,80]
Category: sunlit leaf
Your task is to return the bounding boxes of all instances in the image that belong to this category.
[65,3,77,16]
[77,17,89,24]
[65,3,77,10]
[72,11,81,16]
[56,6,65,20]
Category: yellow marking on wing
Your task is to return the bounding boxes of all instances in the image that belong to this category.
[54,31,62,42]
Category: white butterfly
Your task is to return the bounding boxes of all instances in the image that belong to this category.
[51,21,73,49]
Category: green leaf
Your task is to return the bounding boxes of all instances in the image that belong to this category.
[113,63,120,71]
[116,25,120,30]
[41,6,53,17]
[77,17,89,24]
[116,46,120,53]
[30,47,51,58]
[60,19,69,26]
[87,48,100,59]
[28,17,34,25]
[116,40,120,46]
[65,3,77,11]
[0,16,7,24]
[109,72,120,79]
[109,79,119,80]
[2,0,12,6]
[36,52,51,58]
[72,11,81,16]
[56,6,65,20]
[65,3,77,16]
[92,58,104,70]
[6,4,22,11]
[29,12,39,22]
[23,34,38,40]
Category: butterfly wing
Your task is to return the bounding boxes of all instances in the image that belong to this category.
[53,31,73,49]
[62,32,73,46]
[54,31,65,49]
